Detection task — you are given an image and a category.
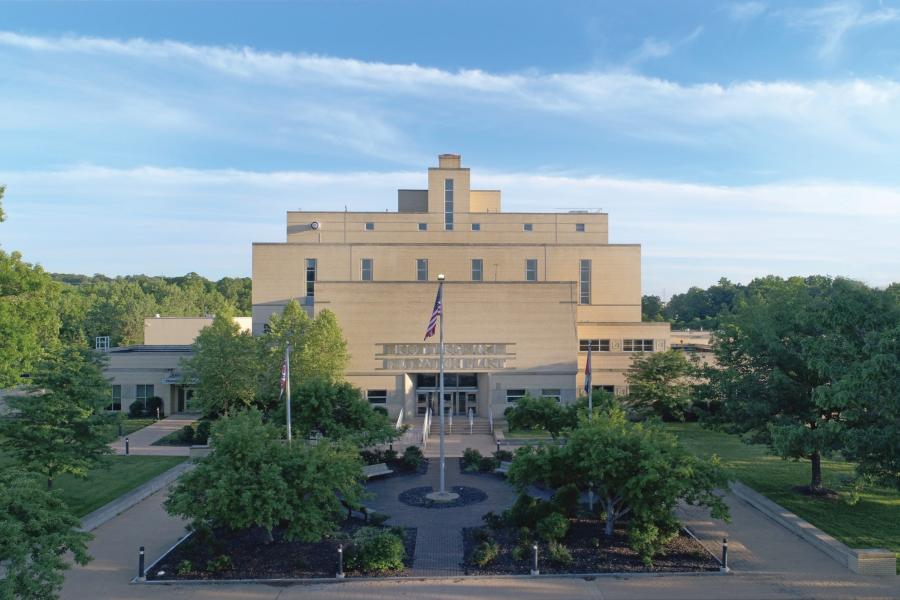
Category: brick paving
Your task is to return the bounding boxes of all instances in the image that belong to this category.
[365,457,517,575]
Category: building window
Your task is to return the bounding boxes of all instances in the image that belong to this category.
[506,389,526,403]
[541,388,561,402]
[523,223,533,231]
[365,222,374,231]
[471,259,483,281]
[361,258,373,281]
[593,385,616,394]
[579,339,610,352]
[136,384,154,407]
[306,258,317,297]
[579,259,591,304]
[109,384,122,411]
[471,223,480,231]
[525,259,537,282]
[576,223,585,232]
[367,390,388,404]
[418,223,427,231]
[623,339,654,352]
[444,178,454,230]
[416,259,428,282]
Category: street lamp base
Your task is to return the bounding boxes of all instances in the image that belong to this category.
[425,491,460,503]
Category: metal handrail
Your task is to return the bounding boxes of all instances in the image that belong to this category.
[469,407,474,435]
[488,405,494,434]
[422,407,431,447]
[395,407,404,430]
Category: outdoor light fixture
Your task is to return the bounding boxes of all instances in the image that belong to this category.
[438,273,445,281]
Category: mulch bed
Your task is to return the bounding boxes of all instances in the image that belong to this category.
[398,485,487,509]
[147,519,416,580]
[462,516,719,575]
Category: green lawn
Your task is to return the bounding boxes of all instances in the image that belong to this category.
[667,422,899,571]
[119,418,157,436]
[54,455,186,517]
[505,428,553,439]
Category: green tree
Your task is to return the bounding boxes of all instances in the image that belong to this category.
[285,378,396,446]
[504,395,576,439]
[508,410,728,563]
[0,184,5,222]
[165,409,363,543]
[701,276,893,493]
[626,349,697,420]
[664,277,742,330]
[181,311,259,417]
[641,294,665,322]
[0,469,92,600]
[0,346,114,489]
[0,250,61,387]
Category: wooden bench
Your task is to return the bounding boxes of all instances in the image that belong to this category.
[362,462,394,479]
[494,461,512,475]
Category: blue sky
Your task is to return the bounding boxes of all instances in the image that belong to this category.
[1,0,898,297]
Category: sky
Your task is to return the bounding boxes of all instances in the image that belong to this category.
[0,0,898,298]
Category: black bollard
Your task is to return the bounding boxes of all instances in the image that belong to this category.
[138,546,145,579]
[336,543,345,579]
[531,543,539,575]
[125,437,130,455]
[721,537,729,572]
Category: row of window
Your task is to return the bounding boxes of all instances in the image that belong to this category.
[370,385,621,405]
[306,258,583,289]
[108,383,155,411]
[363,221,588,233]
[579,339,655,352]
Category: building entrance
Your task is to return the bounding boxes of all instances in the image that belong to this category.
[414,373,478,416]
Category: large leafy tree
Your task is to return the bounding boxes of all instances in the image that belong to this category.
[181,311,259,417]
[0,346,114,489]
[0,250,61,387]
[166,409,363,543]
[0,469,92,600]
[702,276,895,492]
[504,395,576,439]
[626,349,698,420]
[0,184,5,222]
[285,378,396,446]
[641,294,665,322]
[508,410,728,563]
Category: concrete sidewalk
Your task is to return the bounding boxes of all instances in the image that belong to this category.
[61,481,898,600]
[110,414,198,457]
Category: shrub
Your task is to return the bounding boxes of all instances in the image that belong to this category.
[176,559,193,576]
[194,420,211,445]
[478,455,498,472]
[552,483,580,517]
[146,396,165,418]
[128,400,146,419]
[462,448,482,469]
[511,543,530,561]
[360,449,384,465]
[471,540,500,567]
[493,449,514,462]
[383,449,398,464]
[369,512,390,526]
[509,494,558,529]
[472,528,492,543]
[348,527,405,573]
[536,512,569,542]
[482,511,506,530]
[548,541,573,566]
[205,555,232,572]
[401,446,423,471]
[372,406,388,416]
[180,425,195,445]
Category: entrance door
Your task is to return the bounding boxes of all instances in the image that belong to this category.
[177,388,185,413]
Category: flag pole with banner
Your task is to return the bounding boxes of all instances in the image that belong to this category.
[584,345,593,421]
[424,275,447,495]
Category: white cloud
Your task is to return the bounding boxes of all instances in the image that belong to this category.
[781,1,900,59]
[1,165,896,294]
[724,2,767,21]
[627,27,704,66]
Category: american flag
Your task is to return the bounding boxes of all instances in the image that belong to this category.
[278,359,287,399]
[424,283,443,340]
[583,346,592,396]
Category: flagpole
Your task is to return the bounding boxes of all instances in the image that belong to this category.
[285,342,292,444]
[437,274,446,495]
[587,346,593,421]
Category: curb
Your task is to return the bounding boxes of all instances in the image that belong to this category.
[729,481,896,577]
[80,460,194,532]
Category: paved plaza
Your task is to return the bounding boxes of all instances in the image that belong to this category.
[110,415,198,457]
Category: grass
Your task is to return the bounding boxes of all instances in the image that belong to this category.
[151,428,192,446]
[667,422,900,572]
[505,428,553,439]
[119,418,157,436]
[54,455,186,517]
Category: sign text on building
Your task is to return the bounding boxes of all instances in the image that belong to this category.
[377,343,514,371]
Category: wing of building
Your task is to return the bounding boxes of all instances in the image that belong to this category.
[251,154,671,420]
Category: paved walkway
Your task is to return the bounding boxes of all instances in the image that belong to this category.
[60,467,898,599]
[366,458,517,575]
[421,433,498,457]
[110,414,198,456]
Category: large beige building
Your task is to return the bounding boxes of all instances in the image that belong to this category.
[252,154,669,422]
